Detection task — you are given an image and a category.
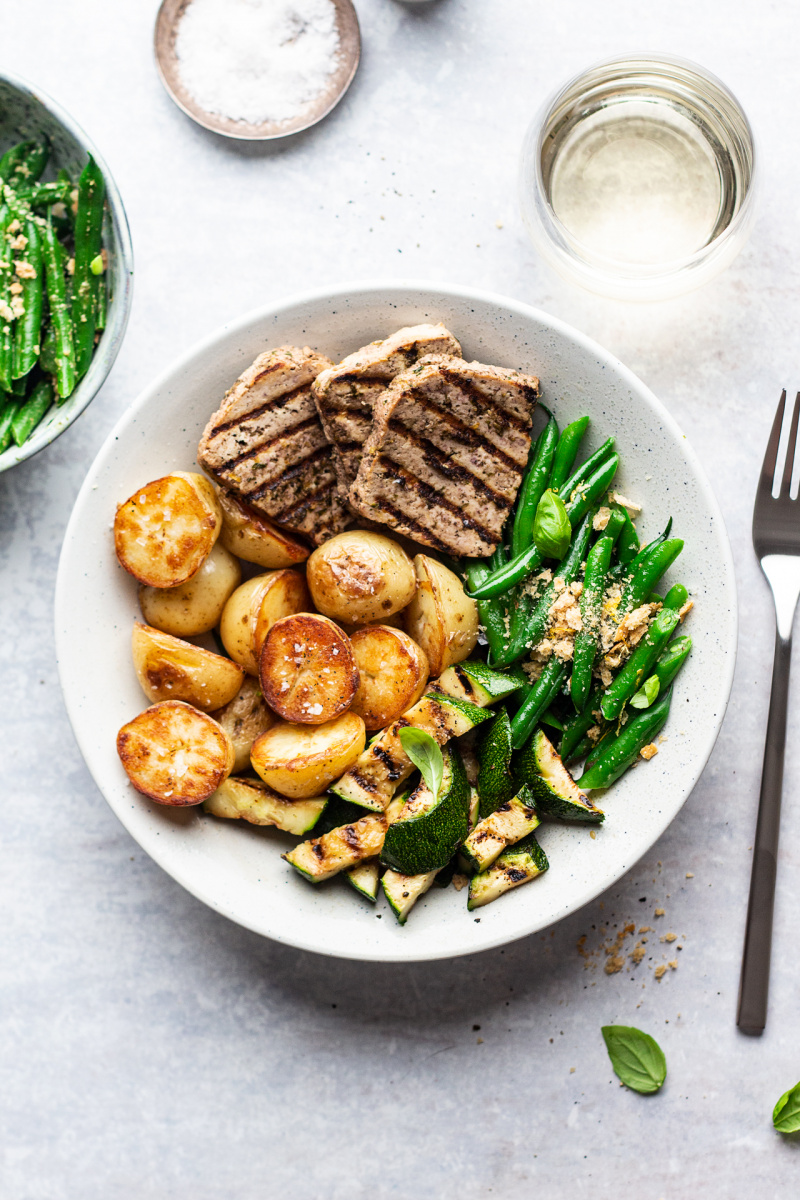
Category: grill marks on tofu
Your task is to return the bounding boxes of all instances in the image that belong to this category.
[350,356,540,557]
[311,324,462,493]
[197,345,347,545]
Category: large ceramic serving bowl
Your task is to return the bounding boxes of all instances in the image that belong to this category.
[0,70,133,474]
[54,282,736,962]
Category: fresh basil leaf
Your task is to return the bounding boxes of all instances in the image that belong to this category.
[773,1081,800,1132]
[399,727,443,801]
[533,489,571,561]
[630,675,660,709]
[601,1025,667,1094]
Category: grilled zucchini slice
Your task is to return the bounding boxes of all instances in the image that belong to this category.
[468,831,549,910]
[203,776,326,835]
[382,868,438,924]
[461,785,540,873]
[514,728,604,823]
[283,813,387,882]
[380,743,470,874]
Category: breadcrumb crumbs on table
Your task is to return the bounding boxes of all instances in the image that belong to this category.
[668,960,678,970]
[655,907,665,917]
[662,932,677,943]
[654,964,667,979]
[630,942,647,964]
[605,955,624,975]
[686,872,694,879]
[639,926,653,933]
[589,830,596,839]
[570,1067,576,1073]
[640,743,659,760]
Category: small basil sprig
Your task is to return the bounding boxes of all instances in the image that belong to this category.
[630,675,660,709]
[533,489,571,561]
[601,1025,667,1094]
[399,727,443,801]
[773,1081,800,1132]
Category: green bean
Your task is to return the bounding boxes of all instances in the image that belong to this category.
[663,583,688,611]
[579,689,672,790]
[559,685,603,761]
[491,541,508,570]
[0,139,48,187]
[609,517,673,581]
[497,509,597,668]
[511,415,559,558]
[0,396,20,452]
[614,505,640,564]
[564,454,619,530]
[567,733,595,763]
[466,562,509,665]
[17,180,72,209]
[653,635,692,690]
[510,657,567,749]
[0,205,12,392]
[600,607,680,721]
[600,506,626,549]
[42,214,76,399]
[71,155,105,379]
[467,542,543,600]
[11,217,43,381]
[11,378,52,446]
[571,534,613,712]
[548,416,590,492]
[558,436,616,503]
[619,538,684,616]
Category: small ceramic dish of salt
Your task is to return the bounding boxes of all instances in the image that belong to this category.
[154,0,360,140]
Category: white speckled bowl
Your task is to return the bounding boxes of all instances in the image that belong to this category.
[0,70,133,473]
[54,282,736,962]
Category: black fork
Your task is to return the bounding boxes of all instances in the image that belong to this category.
[738,390,800,1034]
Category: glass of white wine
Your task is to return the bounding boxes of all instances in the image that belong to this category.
[520,55,757,301]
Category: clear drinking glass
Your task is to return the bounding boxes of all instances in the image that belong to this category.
[519,54,758,301]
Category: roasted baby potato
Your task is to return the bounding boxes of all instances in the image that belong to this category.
[250,712,366,799]
[306,530,416,625]
[114,472,222,588]
[203,776,327,835]
[219,569,311,674]
[349,625,429,730]
[217,489,310,569]
[138,540,242,636]
[404,555,479,677]
[131,621,245,711]
[211,676,276,772]
[259,613,358,724]
[117,700,235,805]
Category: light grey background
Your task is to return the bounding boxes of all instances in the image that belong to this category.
[1,0,798,1196]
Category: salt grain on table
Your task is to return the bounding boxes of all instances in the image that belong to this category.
[175,0,341,125]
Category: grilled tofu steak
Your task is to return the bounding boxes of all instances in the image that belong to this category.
[197,345,347,545]
[311,323,462,495]
[349,355,540,557]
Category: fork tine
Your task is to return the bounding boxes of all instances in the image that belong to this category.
[761,389,786,493]
[781,391,800,496]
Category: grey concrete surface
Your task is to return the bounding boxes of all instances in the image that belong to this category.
[2,0,800,1195]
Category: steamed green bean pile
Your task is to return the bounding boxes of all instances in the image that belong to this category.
[467,409,692,794]
[0,137,107,453]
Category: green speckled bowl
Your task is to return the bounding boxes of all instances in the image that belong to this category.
[0,70,133,473]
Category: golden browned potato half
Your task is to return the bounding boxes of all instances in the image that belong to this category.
[117,700,235,805]
[349,625,429,730]
[250,712,366,799]
[219,570,311,675]
[131,622,245,711]
[114,472,222,588]
[404,554,479,677]
[211,676,276,772]
[217,489,310,569]
[306,530,416,625]
[259,613,358,724]
[139,540,242,636]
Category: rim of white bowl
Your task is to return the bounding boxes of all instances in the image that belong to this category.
[55,279,738,961]
[0,68,134,473]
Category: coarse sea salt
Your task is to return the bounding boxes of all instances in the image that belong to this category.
[175,0,341,126]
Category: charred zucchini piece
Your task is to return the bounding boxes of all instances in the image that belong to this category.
[515,728,604,823]
[467,831,549,910]
[461,785,540,873]
[283,813,387,882]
